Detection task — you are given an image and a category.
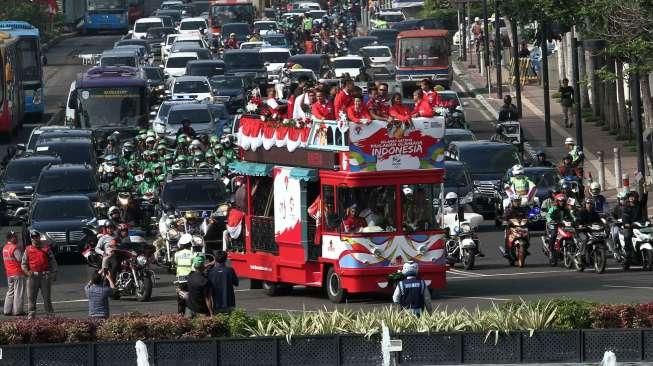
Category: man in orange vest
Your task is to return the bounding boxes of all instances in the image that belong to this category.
[3,231,26,316]
[21,230,57,319]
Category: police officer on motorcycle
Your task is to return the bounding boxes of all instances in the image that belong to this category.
[509,165,535,200]
[174,234,195,314]
[392,262,433,316]
[621,191,642,267]
[588,182,607,215]
[545,194,575,260]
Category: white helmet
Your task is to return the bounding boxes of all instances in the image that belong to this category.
[402,186,413,196]
[401,261,418,276]
[590,182,601,195]
[512,164,524,176]
[445,192,458,200]
[510,193,522,201]
[564,137,575,145]
[108,206,120,215]
[178,233,193,246]
[191,139,202,148]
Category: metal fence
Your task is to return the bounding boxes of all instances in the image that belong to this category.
[2,329,653,365]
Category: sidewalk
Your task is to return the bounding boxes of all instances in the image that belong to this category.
[453,56,646,207]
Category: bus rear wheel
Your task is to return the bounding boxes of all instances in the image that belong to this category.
[325,267,347,303]
[263,281,291,296]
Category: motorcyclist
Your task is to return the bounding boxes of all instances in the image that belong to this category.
[497,95,519,122]
[95,220,117,256]
[587,182,608,215]
[137,170,158,196]
[501,194,529,257]
[576,198,601,225]
[174,233,195,314]
[120,141,136,166]
[564,137,583,167]
[545,193,575,258]
[443,192,458,215]
[610,191,628,254]
[107,206,122,226]
[533,150,553,167]
[111,167,134,192]
[104,132,121,156]
[176,119,197,139]
[507,165,535,203]
[621,191,642,267]
[192,151,204,168]
[558,155,580,178]
[224,33,239,49]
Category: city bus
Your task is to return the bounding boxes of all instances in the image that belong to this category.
[0,31,25,138]
[67,66,149,142]
[0,22,44,120]
[396,29,452,88]
[80,0,130,33]
[227,114,448,302]
[208,0,257,35]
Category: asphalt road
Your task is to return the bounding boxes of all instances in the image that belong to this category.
[2,34,653,319]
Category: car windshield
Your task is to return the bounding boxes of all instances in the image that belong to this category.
[349,39,376,53]
[439,93,458,101]
[444,132,474,145]
[87,0,125,10]
[209,77,242,89]
[370,30,398,42]
[211,5,254,27]
[77,87,144,128]
[166,108,211,125]
[174,80,210,93]
[134,21,161,33]
[101,56,136,67]
[166,56,197,68]
[378,13,403,22]
[334,59,363,68]
[36,143,94,165]
[33,200,93,221]
[460,147,520,174]
[37,171,96,195]
[220,24,250,36]
[261,52,289,64]
[525,170,559,188]
[161,180,227,207]
[256,22,276,30]
[264,36,287,46]
[158,11,181,21]
[166,35,178,45]
[146,28,173,39]
[288,71,315,82]
[188,64,224,77]
[180,21,206,30]
[174,40,204,49]
[444,165,471,189]
[289,58,319,72]
[5,160,53,184]
[143,68,164,81]
[398,37,449,67]
[308,11,326,18]
[224,52,263,68]
[360,48,391,58]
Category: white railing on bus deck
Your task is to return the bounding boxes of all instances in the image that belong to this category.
[306,118,350,152]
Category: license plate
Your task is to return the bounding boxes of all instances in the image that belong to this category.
[61,245,76,253]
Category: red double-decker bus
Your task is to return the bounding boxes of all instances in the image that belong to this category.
[208,0,256,35]
[226,114,448,302]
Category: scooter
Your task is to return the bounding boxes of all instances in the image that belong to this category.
[616,221,653,270]
[503,218,530,267]
[574,221,608,273]
[541,220,575,267]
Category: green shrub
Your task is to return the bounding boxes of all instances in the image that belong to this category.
[551,298,597,330]
[228,309,255,337]
[186,314,230,338]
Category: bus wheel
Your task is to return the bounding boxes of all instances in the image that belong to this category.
[263,281,290,296]
[326,267,347,303]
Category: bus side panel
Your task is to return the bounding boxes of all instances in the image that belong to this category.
[229,251,323,286]
[0,40,24,133]
[272,167,305,261]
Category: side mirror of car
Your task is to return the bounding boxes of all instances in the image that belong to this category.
[15,143,25,151]
[455,105,464,112]
[14,207,28,220]
[150,111,157,116]
[223,127,232,134]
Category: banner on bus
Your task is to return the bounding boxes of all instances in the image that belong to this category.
[346,117,445,172]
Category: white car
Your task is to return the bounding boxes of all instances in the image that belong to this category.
[161,34,178,62]
[259,47,290,79]
[295,2,321,10]
[169,76,214,101]
[150,100,199,135]
[253,20,278,35]
[163,52,199,77]
[359,45,395,78]
[178,17,208,35]
[332,56,365,79]
[132,17,163,40]
[240,41,267,50]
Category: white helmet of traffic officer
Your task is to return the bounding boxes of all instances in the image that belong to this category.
[178,233,193,247]
[445,192,458,207]
[564,137,575,145]
[512,164,524,176]
[401,261,418,276]
[590,182,601,196]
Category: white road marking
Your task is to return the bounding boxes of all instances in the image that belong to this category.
[448,269,488,277]
[38,299,87,305]
[441,295,511,301]
[604,285,653,290]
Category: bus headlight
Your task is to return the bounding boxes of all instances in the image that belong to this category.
[33,89,42,104]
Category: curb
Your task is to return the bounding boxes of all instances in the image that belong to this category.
[452,62,617,189]
[46,108,64,126]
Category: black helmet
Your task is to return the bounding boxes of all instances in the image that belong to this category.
[536,150,546,158]
[29,229,41,238]
[495,125,503,134]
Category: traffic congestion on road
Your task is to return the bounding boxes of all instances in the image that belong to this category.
[2,0,653,320]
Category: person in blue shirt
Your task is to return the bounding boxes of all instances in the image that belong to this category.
[207,250,238,313]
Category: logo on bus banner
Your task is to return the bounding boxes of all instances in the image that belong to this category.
[347,117,445,172]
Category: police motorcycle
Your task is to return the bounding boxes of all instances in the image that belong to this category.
[573,219,608,273]
[615,220,653,270]
[442,192,483,270]
[156,211,214,272]
[495,165,537,227]
[497,120,524,156]
[436,105,466,129]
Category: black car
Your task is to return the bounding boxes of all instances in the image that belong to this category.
[0,154,61,224]
[446,140,521,217]
[368,29,399,52]
[186,60,225,78]
[25,195,97,254]
[35,164,100,203]
[347,36,378,54]
[443,160,475,207]
[209,75,245,113]
[170,45,212,60]
[144,26,177,57]
[287,54,333,78]
[142,66,167,99]
[24,127,94,154]
[114,39,152,56]
[34,137,97,168]
[223,49,267,83]
[154,10,181,25]
[221,23,251,43]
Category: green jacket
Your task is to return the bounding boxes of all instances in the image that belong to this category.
[546,205,574,224]
[111,176,134,191]
[137,180,158,196]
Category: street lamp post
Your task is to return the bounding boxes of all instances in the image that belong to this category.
[571,36,583,149]
[494,0,502,98]
[481,0,490,89]
[541,20,552,147]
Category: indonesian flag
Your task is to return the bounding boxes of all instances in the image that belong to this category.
[286,127,302,152]
[307,195,325,245]
[262,123,276,150]
[226,208,245,239]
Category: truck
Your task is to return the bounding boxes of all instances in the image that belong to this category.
[208,0,261,35]
[395,29,452,88]
[226,113,448,302]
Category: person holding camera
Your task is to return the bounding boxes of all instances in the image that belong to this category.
[85,270,116,319]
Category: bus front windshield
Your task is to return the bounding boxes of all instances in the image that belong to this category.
[87,0,126,10]
[210,5,254,26]
[398,37,448,67]
[77,87,144,127]
[17,38,41,83]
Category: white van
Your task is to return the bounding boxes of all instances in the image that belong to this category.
[65,80,76,125]
[164,52,199,77]
[259,47,290,79]
[178,17,208,35]
[132,17,164,40]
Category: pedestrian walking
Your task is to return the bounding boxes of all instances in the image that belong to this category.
[559,78,574,127]
[207,250,238,314]
[3,231,26,316]
[21,230,57,319]
[392,262,433,316]
[184,256,213,318]
[85,270,115,319]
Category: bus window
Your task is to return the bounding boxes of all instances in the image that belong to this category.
[251,177,273,217]
[17,38,40,83]
[401,184,441,232]
[337,186,396,233]
[398,38,448,67]
[321,185,338,231]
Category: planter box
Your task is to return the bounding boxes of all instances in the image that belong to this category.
[96,341,154,366]
[0,344,28,366]
[521,330,580,363]
[279,336,339,366]
[583,329,642,362]
[463,332,521,364]
[219,338,278,366]
[398,333,461,365]
[31,343,91,366]
[155,339,217,366]
[338,335,381,366]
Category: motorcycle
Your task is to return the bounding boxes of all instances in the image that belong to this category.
[541,220,575,267]
[574,221,608,273]
[503,218,530,267]
[616,221,653,270]
[445,221,481,270]
[439,106,466,129]
[138,192,158,236]
[116,191,141,225]
[156,215,181,272]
